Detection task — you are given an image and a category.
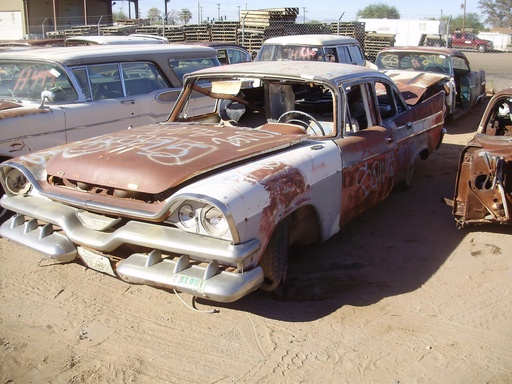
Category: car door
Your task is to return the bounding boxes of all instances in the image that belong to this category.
[377,79,444,184]
[335,81,398,226]
[64,64,139,143]
[453,56,482,110]
[121,62,180,126]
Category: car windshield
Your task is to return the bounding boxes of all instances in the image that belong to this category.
[376,52,452,75]
[258,44,326,61]
[0,61,77,101]
[174,76,337,137]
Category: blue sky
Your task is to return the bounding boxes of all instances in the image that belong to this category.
[126,1,481,24]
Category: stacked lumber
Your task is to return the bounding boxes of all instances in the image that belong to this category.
[135,25,184,42]
[364,33,395,62]
[162,25,185,42]
[183,24,210,42]
[237,8,299,50]
[99,24,138,35]
[211,22,239,43]
[329,22,365,41]
[240,8,299,28]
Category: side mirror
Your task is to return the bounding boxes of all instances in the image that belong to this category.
[39,90,55,109]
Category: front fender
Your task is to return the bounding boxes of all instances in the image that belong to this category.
[0,106,66,158]
[176,140,343,249]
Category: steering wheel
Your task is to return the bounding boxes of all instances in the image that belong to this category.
[277,110,326,136]
[49,85,74,101]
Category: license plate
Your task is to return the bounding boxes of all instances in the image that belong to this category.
[77,247,116,276]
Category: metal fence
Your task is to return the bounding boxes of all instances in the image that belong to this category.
[43,8,489,62]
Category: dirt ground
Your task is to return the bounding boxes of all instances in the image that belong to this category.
[1,55,512,384]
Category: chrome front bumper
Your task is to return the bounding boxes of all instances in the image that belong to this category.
[0,195,263,302]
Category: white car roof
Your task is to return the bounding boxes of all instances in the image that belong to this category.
[187,60,385,83]
[64,35,168,45]
[0,44,218,66]
[262,34,360,46]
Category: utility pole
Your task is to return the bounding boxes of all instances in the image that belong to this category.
[462,0,466,30]
[302,7,306,23]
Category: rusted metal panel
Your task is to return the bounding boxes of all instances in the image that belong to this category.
[385,71,448,106]
[452,88,512,227]
[44,123,306,194]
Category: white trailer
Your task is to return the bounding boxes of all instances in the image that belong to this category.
[478,32,512,52]
[359,18,447,47]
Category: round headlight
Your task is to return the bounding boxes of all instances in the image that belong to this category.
[178,204,197,228]
[5,168,31,195]
[201,205,228,236]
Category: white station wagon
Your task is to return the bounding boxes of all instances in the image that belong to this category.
[0,44,220,159]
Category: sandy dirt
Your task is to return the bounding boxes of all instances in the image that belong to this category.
[1,55,512,384]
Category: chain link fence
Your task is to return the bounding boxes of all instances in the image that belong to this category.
[44,8,495,63]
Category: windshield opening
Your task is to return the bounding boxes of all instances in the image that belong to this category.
[0,62,77,101]
[376,52,452,75]
[173,77,337,137]
[258,45,325,61]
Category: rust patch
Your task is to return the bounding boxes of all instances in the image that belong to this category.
[0,101,23,111]
[0,106,52,119]
[249,161,307,239]
[43,124,305,194]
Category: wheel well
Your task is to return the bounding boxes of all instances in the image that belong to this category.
[288,205,322,246]
[419,148,430,160]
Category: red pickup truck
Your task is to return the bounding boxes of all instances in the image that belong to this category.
[449,31,493,52]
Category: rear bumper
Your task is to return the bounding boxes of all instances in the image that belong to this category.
[0,195,263,302]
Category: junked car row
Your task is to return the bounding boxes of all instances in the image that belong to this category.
[0,37,508,305]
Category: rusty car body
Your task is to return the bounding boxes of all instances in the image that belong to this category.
[449,88,512,227]
[375,46,486,120]
[0,61,445,303]
[0,44,220,160]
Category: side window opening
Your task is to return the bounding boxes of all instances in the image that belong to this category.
[72,67,91,100]
[348,46,364,63]
[88,63,123,100]
[337,47,350,64]
[345,85,367,131]
[216,50,229,65]
[375,81,407,121]
[170,58,218,82]
[324,47,338,62]
[121,62,168,96]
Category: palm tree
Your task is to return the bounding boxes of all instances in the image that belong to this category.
[178,9,192,25]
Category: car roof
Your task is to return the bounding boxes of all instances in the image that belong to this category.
[64,35,168,45]
[186,60,385,83]
[0,38,65,47]
[378,46,467,58]
[262,34,360,46]
[179,41,249,51]
[0,44,219,66]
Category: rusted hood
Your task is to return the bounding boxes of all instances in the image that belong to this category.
[0,100,50,119]
[382,70,449,105]
[45,123,306,194]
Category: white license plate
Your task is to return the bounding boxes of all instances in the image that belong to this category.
[77,247,116,276]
